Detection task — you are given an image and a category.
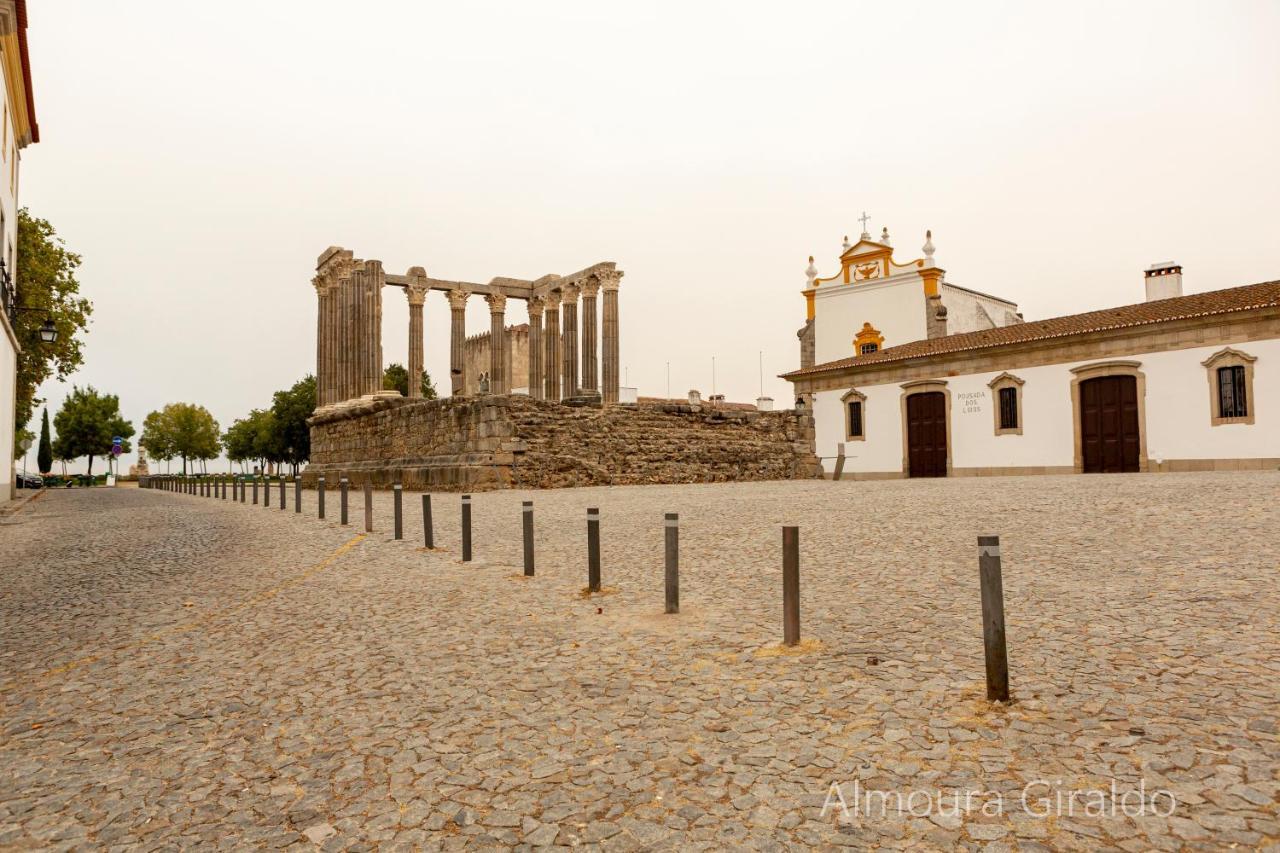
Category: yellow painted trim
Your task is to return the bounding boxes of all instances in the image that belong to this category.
[804,289,815,320]
[0,32,32,147]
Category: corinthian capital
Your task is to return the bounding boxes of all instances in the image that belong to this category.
[561,282,581,301]
[544,289,562,309]
[527,295,545,319]
[405,266,430,305]
[447,289,470,311]
[313,246,354,293]
[580,277,601,298]
[597,268,623,292]
[485,292,508,314]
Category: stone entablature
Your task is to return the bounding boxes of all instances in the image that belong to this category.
[305,395,819,491]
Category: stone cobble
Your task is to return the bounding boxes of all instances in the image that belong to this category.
[0,473,1277,850]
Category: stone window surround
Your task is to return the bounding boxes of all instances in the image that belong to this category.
[1068,360,1149,474]
[987,372,1025,436]
[841,388,867,441]
[1201,347,1256,426]
[898,380,952,477]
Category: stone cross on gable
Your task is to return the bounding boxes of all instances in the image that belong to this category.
[858,211,871,236]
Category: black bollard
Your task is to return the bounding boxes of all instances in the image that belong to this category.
[978,535,1010,702]
[461,494,472,562]
[665,512,679,614]
[522,500,534,576]
[318,476,326,519]
[393,483,403,540]
[587,507,601,593]
[294,476,301,513]
[422,494,433,549]
[279,476,285,510]
[782,526,800,646]
[340,477,349,526]
[252,477,259,505]
[363,482,373,532]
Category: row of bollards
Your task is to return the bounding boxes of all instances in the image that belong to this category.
[143,474,1012,703]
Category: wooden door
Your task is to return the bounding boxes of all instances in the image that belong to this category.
[1080,375,1140,473]
[906,392,948,478]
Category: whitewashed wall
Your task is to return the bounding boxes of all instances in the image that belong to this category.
[813,336,1280,475]
[813,278,925,365]
[940,284,1021,334]
[1,323,16,497]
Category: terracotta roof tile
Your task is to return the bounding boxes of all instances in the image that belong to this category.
[784,280,1280,379]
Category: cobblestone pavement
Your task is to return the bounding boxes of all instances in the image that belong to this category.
[1,473,1278,851]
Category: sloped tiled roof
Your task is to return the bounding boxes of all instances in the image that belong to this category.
[784,280,1280,379]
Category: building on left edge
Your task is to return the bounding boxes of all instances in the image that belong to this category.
[0,0,38,500]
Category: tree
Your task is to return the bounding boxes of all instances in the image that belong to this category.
[37,408,52,474]
[224,409,279,473]
[383,363,438,399]
[271,375,315,476]
[140,403,220,476]
[51,386,134,477]
[14,209,93,432]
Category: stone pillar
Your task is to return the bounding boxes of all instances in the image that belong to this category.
[544,290,561,401]
[405,267,429,398]
[486,292,508,395]
[601,269,623,403]
[581,277,599,394]
[314,247,353,406]
[351,259,385,397]
[527,296,544,399]
[561,282,580,396]
[448,289,469,397]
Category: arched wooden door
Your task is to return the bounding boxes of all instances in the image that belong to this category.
[1079,375,1140,473]
[906,391,948,477]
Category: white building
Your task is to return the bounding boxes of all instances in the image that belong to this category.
[785,226,1280,477]
[0,0,37,499]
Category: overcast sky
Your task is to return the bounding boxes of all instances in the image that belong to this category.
[21,0,1280,473]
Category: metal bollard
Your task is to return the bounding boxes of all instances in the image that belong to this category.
[422,494,434,549]
[393,483,403,539]
[294,476,301,513]
[340,478,349,525]
[587,507,601,592]
[252,477,259,505]
[782,526,800,646]
[363,482,373,532]
[317,476,326,519]
[522,500,534,576]
[665,512,679,614]
[461,494,472,562]
[978,535,1010,702]
[279,476,285,510]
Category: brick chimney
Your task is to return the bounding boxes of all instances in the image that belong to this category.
[1144,262,1183,302]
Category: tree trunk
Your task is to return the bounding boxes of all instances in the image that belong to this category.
[87,455,95,477]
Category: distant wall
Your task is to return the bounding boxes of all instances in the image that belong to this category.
[306,395,820,490]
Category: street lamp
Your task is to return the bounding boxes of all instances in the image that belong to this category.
[38,318,57,343]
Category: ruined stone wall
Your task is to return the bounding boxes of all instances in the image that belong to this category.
[305,395,819,491]
[463,324,530,395]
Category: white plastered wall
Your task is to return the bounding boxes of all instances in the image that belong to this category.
[812,335,1280,475]
[812,276,926,365]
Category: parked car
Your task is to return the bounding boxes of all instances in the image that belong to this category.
[16,472,43,488]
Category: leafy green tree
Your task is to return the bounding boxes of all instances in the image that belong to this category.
[51,386,134,476]
[37,408,53,474]
[140,403,220,476]
[224,409,279,473]
[14,209,93,431]
[271,375,315,476]
[383,363,437,399]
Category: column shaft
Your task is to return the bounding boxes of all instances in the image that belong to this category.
[602,273,621,403]
[561,284,579,396]
[486,294,507,395]
[581,280,599,393]
[527,298,544,399]
[544,297,561,401]
[448,290,468,397]
[407,302,424,397]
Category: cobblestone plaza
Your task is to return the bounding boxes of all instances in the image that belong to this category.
[1,474,1277,850]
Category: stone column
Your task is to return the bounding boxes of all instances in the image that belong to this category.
[448,289,469,397]
[314,247,353,406]
[485,293,508,395]
[544,290,561,401]
[580,277,600,394]
[527,296,544,399]
[561,282,580,396]
[601,269,623,403]
[405,270,429,398]
[352,259,385,397]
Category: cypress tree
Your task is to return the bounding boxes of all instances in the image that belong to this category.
[37,408,53,474]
